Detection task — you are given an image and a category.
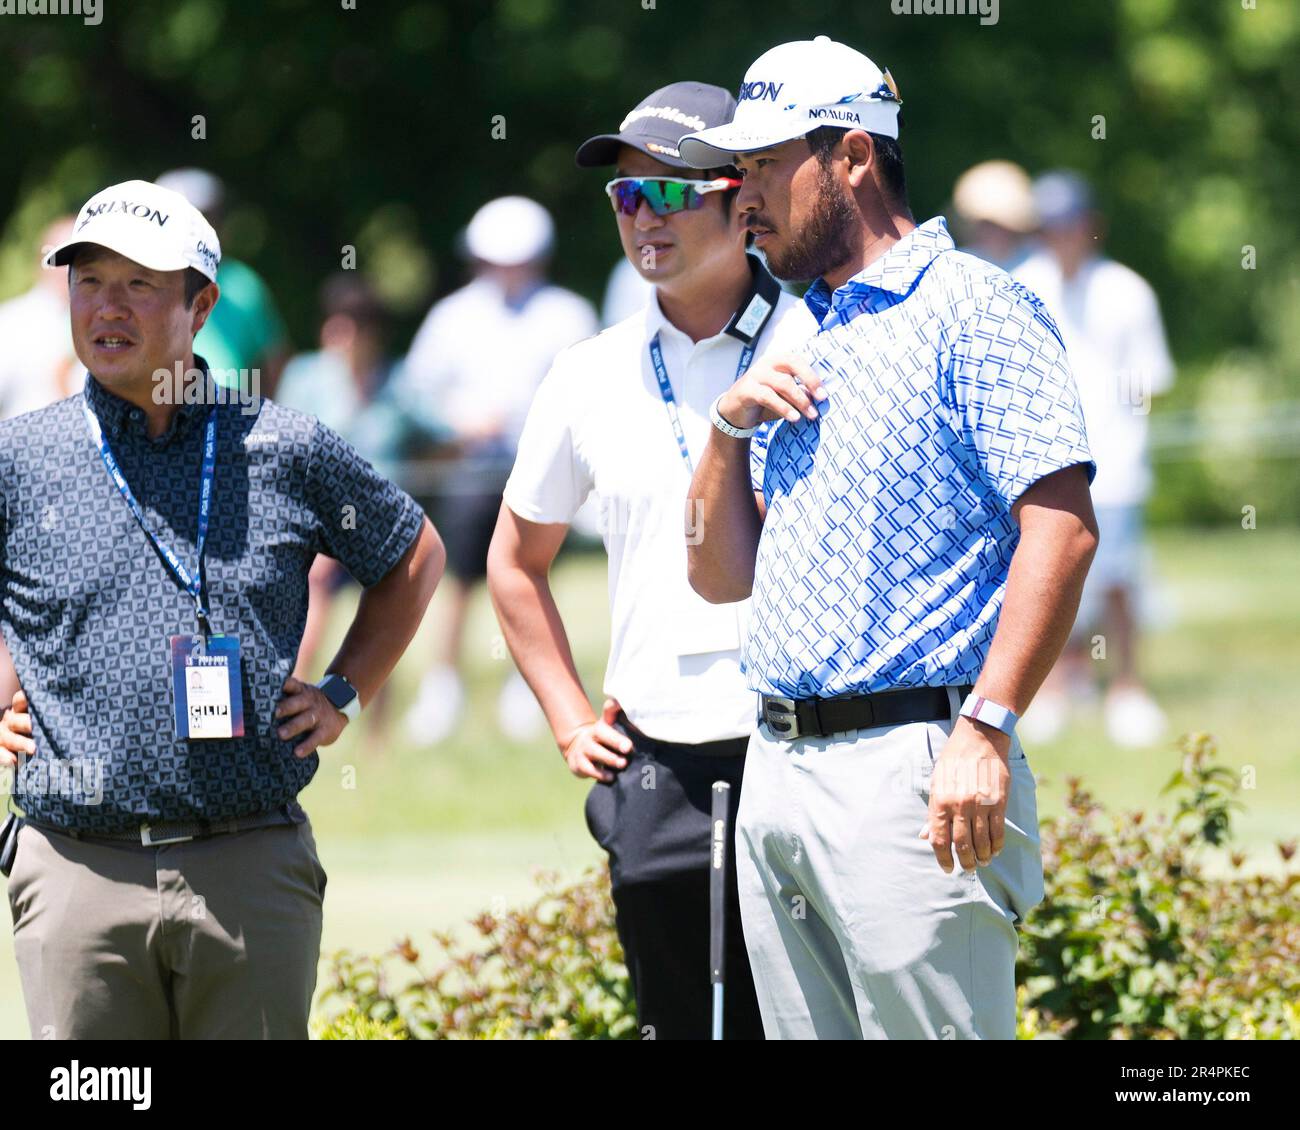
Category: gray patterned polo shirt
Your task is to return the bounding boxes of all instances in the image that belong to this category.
[0,368,425,833]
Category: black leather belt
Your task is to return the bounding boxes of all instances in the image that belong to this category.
[759,684,973,741]
[24,802,304,847]
[615,713,749,758]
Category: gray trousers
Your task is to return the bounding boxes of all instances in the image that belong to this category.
[6,817,327,1039]
[736,704,1044,1039]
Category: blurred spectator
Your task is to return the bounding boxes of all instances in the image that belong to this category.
[951,160,1037,271]
[277,274,406,738]
[276,273,404,470]
[1015,170,1175,747]
[0,216,80,418]
[399,196,597,745]
[601,254,652,327]
[155,168,290,396]
[0,216,81,708]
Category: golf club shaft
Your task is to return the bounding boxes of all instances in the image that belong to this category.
[710,779,730,1041]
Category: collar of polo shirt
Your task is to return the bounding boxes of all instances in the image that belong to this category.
[84,356,220,442]
[803,217,952,325]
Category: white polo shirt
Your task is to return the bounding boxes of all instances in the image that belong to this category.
[1014,251,1174,509]
[504,283,815,743]
[403,277,598,448]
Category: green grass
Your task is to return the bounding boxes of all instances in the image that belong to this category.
[0,528,1295,1038]
[1031,529,1300,859]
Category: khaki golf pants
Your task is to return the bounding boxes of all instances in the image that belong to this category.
[736,705,1044,1040]
[6,817,327,1039]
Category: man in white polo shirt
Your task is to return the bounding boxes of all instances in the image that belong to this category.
[486,81,814,1039]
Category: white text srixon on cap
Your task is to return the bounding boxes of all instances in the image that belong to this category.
[738,81,784,103]
[77,200,170,232]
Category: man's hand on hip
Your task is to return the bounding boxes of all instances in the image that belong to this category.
[716,352,827,431]
[0,689,34,768]
[920,716,1012,873]
[276,676,349,759]
[558,697,632,784]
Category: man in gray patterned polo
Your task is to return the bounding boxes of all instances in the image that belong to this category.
[0,180,445,1039]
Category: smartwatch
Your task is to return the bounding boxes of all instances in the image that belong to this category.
[317,673,361,723]
[959,692,1018,737]
[709,394,761,439]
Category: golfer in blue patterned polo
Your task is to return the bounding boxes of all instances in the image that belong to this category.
[0,181,445,1039]
[681,39,1099,1039]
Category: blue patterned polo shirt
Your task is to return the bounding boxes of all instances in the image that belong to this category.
[0,367,425,833]
[746,217,1094,698]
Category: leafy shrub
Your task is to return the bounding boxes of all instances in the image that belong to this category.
[320,733,1297,1039]
[316,866,636,1040]
[1017,732,1299,1039]
[314,1009,409,1040]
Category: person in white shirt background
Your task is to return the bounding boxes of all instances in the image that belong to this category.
[0,214,81,708]
[486,80,814,1038]
[1014,170,1175,747]
[399,197,597,745]
[0,215,80,420]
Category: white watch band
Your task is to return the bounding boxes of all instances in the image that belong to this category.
[709,394,760,439]
[959,692,1018,736]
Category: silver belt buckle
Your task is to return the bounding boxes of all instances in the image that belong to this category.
[140,824,194,846]
[763,695,800,739]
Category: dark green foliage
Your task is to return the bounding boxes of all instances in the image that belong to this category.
[2,3,1297,530]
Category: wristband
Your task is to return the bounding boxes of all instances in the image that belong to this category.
[959,692,1018,737]
[317,673,361,722]
[709,394,760,439]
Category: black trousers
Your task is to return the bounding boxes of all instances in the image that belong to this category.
[583,714,765,1040]
[434,488,503,581]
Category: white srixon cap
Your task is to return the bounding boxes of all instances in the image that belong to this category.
[678,36,901,167]
[45,179,222,281]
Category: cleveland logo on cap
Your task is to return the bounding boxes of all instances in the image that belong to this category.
[77,199,170,232]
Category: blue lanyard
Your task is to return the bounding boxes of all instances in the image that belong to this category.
[648,334,756,474]
[82,400,218,632]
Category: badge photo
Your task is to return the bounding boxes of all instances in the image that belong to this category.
[171,634,245,740]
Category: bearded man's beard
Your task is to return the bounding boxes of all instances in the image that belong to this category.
[764,161,858,284]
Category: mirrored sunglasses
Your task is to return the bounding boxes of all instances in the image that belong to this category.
[604,176,741,217]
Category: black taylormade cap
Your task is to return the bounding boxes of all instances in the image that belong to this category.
[575,81,737,171]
